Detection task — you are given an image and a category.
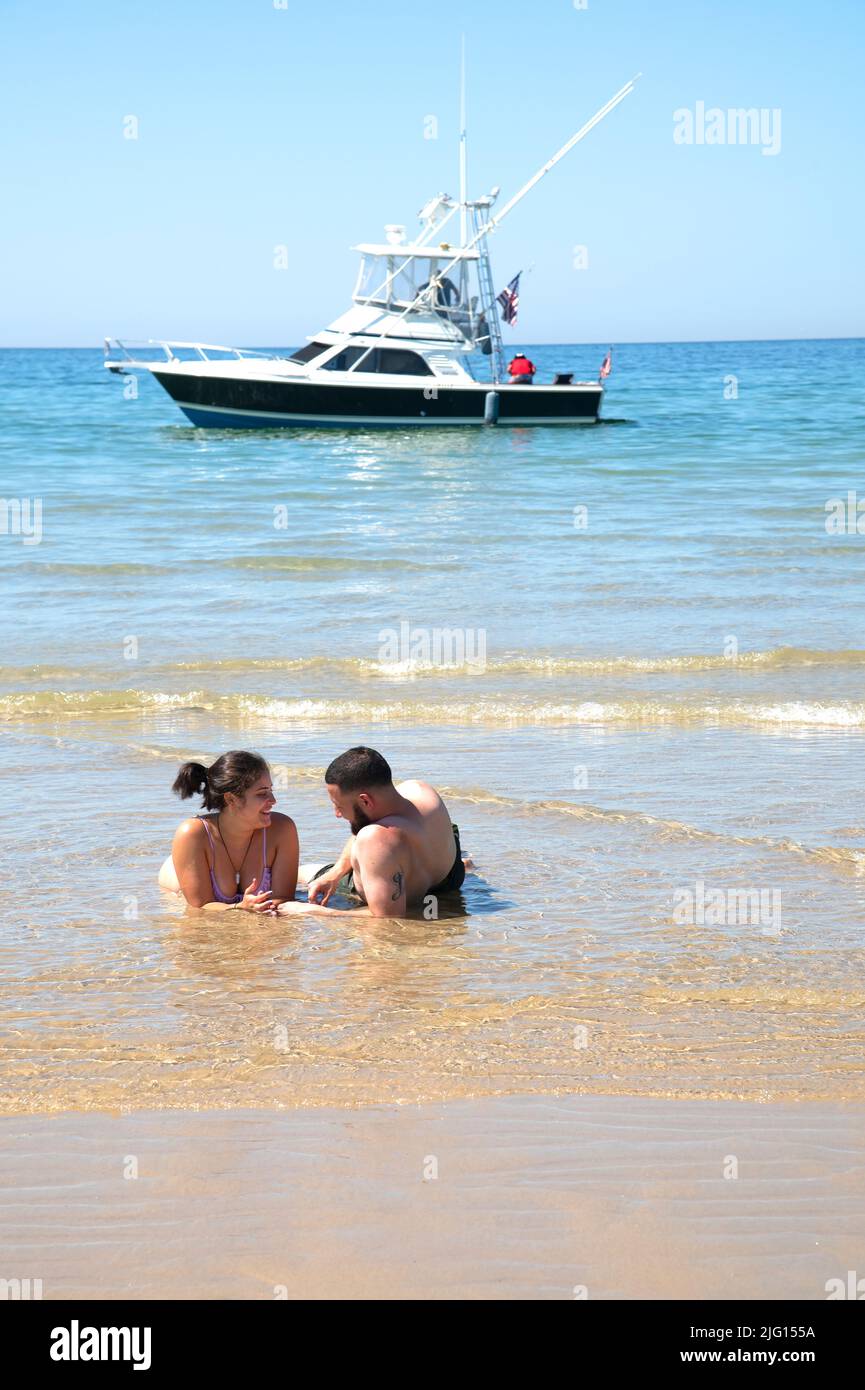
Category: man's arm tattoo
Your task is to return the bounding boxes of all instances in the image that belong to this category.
[391,871,404,901]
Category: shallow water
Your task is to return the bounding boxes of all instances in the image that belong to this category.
[2,341,864,1112]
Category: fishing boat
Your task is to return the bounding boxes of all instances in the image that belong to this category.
[105,75,638,428]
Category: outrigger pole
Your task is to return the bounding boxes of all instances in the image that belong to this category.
[482,73,641,239]
[407,74,642,286]
[447,73,641,379]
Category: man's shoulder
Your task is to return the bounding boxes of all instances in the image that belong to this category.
[395,778,441,806]
[357,818,407,839]
[355,822,408,863]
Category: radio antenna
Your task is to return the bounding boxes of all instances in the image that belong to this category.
[459,36,468,245]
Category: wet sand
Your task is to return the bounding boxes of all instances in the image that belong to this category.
[2,1094,863,1300]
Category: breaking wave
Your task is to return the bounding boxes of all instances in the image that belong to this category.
[3,687,865,729]
[6,645,865,685]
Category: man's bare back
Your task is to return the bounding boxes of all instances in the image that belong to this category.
[300,748,466,918]
[349,780,459,908]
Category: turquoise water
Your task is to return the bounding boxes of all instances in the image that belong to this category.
[2,340,865,1113]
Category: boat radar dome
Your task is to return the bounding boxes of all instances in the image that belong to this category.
[384,224,406,245]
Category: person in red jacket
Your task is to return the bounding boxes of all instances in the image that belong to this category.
[507,352,536,384]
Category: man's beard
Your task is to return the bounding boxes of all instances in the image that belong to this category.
[349,803,373,835]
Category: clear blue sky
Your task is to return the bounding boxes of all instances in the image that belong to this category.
[1,0,863,345]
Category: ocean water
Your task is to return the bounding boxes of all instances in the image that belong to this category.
[2,339,865,1113]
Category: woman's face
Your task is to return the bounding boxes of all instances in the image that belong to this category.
[227,774,276,828]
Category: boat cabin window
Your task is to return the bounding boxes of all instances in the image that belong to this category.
[289,340,330,364]
[322,346,432,376]
[376,348,433,375]
[322,346,366,371]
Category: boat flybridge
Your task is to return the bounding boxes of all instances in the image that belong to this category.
[105,75,639,428]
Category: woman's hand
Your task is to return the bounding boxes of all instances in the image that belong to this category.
[239,877,276,914]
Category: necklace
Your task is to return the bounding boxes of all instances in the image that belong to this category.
[216,814,255,889]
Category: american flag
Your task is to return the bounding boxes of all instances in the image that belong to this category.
[599,348,612,380]
[497,273,521,326]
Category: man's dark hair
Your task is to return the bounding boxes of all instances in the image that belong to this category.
[325,746,393,792]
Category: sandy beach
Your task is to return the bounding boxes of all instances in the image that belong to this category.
[3,1094,863,1301]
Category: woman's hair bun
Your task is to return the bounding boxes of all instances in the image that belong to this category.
[172,761,209,801]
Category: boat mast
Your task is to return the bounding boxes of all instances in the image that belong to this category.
[459,37,504,378]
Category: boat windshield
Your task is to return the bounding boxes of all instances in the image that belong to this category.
[289,340,330,364]
[354,254,471,314]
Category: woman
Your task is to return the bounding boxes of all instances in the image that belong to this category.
[158,750,298,912]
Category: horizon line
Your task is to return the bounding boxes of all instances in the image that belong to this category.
[3,334,864,350]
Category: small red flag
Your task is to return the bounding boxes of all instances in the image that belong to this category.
[599,348,612,381]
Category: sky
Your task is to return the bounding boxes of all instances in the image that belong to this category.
[1,0,863,346]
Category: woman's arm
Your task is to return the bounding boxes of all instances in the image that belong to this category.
[267,814,299,904]
[171,819,220,908]
[278,899,372,919]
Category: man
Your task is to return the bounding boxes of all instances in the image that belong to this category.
[298,747,466,918]
[507,351,536,384]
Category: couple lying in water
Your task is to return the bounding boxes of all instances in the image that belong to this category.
[158,745,469,919]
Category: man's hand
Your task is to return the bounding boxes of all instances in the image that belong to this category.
[308,867,344,905]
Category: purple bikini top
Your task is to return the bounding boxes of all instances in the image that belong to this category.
[200,817,272,904]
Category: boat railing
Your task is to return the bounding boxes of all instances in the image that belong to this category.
[104,337,285,364]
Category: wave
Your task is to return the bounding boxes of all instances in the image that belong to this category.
[166,645,865,677]
[439,786,865,868]
[5,646,865,686]
[10,556,446,580]
[0,664,87,681]
[222,554,444,573]
[0,690,212,718]
[13,562,172,575]
[4,687,865,729]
